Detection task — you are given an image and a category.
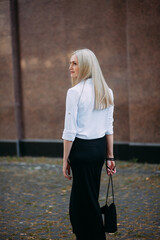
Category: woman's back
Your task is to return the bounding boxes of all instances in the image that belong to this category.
[64,78,114,141]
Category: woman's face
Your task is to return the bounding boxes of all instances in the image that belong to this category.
[69,54,79,78]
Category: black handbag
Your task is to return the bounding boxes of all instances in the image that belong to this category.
[101,175,117,233]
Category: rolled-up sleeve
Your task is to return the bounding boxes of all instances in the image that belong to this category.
[105,89,114,135]
[62,88,79,141]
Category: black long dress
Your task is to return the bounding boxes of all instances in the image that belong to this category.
[69,136,106,240]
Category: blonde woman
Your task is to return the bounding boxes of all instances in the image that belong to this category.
[62,49,116,240]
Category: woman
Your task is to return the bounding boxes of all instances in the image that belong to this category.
[62,49,116,240]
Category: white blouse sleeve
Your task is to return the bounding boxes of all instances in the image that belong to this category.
[62,88,79,141]
[105,89,114,135]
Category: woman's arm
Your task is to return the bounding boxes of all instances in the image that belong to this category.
[62,89,79,180]
[106,134,114,158]
[63,139,73,180]
[106,134,116,175]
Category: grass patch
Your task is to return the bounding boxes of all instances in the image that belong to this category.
[0,156,63,165]
[129,158,139,163]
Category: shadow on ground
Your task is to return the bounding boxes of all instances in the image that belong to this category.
[0,157,159,240]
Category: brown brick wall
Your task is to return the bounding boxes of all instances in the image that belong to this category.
[0,0,17,139]
[0,0,160,143]
[127,0,160,142]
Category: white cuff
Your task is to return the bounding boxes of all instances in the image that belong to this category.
[62,129,76,141]
[105,129,114,135]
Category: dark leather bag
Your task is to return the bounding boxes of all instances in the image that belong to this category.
[101,175,117,233]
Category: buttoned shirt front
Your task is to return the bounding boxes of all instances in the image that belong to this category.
[62,78,114,141]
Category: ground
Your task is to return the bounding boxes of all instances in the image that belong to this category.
[0,157,159,240]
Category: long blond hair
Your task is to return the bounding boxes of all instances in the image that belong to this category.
[71,48,113,109]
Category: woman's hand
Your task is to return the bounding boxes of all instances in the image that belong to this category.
[63,159,72,180]
[106,160,116,176]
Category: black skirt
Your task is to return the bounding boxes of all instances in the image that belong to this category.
[69,136,106,240]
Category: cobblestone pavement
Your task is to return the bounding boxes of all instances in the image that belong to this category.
[0,157,160,240]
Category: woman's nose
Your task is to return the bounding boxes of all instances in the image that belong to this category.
[69,64,72,70]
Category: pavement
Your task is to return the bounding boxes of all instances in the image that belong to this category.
[0,157,160,240]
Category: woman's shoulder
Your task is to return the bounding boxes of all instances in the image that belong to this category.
[66,83,83,102]
[108,87,114,99]
[67,80,85,95]
[108,87,113,93]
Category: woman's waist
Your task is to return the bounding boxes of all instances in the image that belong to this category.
[74,134,105,143]
[75,132,105,141]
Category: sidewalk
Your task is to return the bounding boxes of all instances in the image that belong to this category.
[0,157,159,240]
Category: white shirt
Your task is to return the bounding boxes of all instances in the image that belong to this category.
[62,78,114,141]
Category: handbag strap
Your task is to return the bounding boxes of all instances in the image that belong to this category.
[106,175,115,204]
